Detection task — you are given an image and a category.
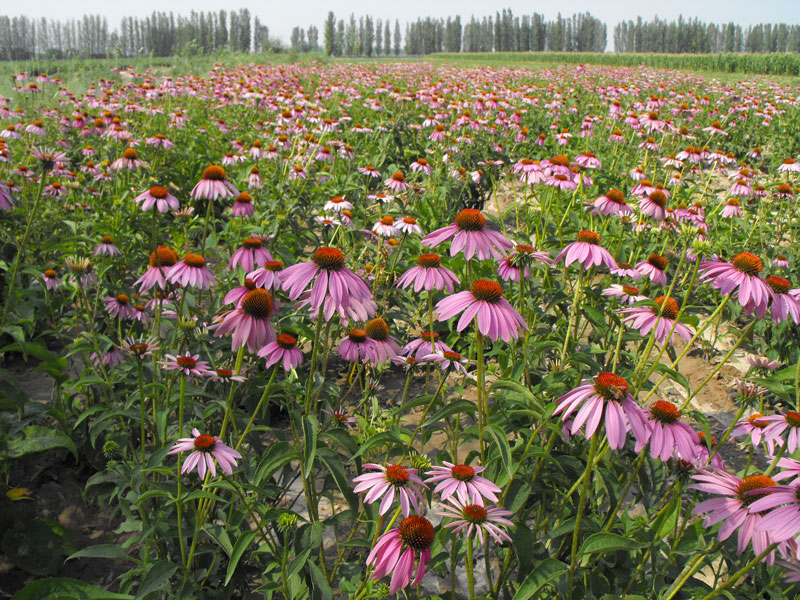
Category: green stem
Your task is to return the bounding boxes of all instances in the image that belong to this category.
[235,365,277,452]
[697,544,778,600]
[568,434,600,600]
[560,269,585,365]
[466,535,475,600]
[218,346,246,440]
[304,309,325,414]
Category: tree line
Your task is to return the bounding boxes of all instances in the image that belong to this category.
[1,9,799,61]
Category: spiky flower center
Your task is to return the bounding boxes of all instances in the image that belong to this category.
[418,254,442,268]
[606,189,625,204]
[116,294,129,305]
[122,148,138,160]
[216,368,233,377]
[402,217,417,225]
[398,516,434,551]
[462,504,488,523]
[786,412,800,427]
[176,356,197,368]
[576,230,600,245]
[784,158,796,165]
[193,434,216,451]
[649,190,667,207]
[731,252,763,276]
[443,351,462,361]
[766,276,790,295]
[385,464,409,486]
[550,154,570,167]
[149,247,178,267]
[183,254,206,268]
[736,474,776,505]
[348,329,367,343]
[312,247,345,271]
[622,285,640,296]
[749,413,768,428]
[454,209,486,231]
[380,216,395,226]
[727,198,740,207]
[365,317,390,341]
[648,254,667,271]
[595,373,629,401]
[149,185,168,199]
[649,400,680,424]
[241,289,273,319]
[416,158,428,166]
[654,296,679,319]
[616,262,633,270]
[471,279,503,303]
[277,333,297,349]
[262,261,283,272]
[44,269,56,278]
[777,184,793,195]
[451,464,475,481]
[243,237,263,249]
[391,172,405,182]
[236,192,252,203]
[202,165,227,180]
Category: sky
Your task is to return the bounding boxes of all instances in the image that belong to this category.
[6,1,800,45]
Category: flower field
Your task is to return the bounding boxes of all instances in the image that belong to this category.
[1,59,800,599]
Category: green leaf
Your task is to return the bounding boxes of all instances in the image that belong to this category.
[486,423,512,478]
[351,430,403,459]
[67,544,131,562]
[512,558,568,599]
[422,399,477,426]
[578,532,646,558]
[11,578,133,600]
[308,559,334,600]
[135,560,177,599]
[287,548,312,580]
[7,425,78,460]
[225,531,257,586]
[302,415,318,478]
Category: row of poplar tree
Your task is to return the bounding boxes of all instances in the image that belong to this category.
[1,9,800,61]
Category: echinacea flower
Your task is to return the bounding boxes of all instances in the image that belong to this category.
[639,190,668,220]
[167,254,215,289]
[385,171,411,192]
[213,288,276,353]
[402,332,452,361]
[762,411,800,454]
[338,329,372,364]
[191,165,238,200]
[160,353,211,378]
[209,368,247,383]
[94,236,121,257]
[396,217,423,236]
[229,238,272,272]
[437,498,513,545]
[619,295,693,346]
[732,413,782,456]
[700,252,773,318]
[367,515,433,594]
[589,189,633,217]
[364,317,401,366]
[422,209,512,261]
[258,333,303,371]
[168,428,242,478]
[691,470,777,561]
[135,247,179,292]
[110,147,145,171]
[435,279,527,342]
[602,284,647,305]
[765,276,800,324]
[232,192,254,217]
[635,254,668,285]
[425,462,501,506]
[281,247,375,322]
[373,216,399,238]
[104,294,136,320]
[41,268,63,290]
[396,254,460,293]
[352,463,428,517]
[248,260,284,291]
[646,400,699,462]
[554,373,650,450]
[556,230,616,270]
[134,185,179,213]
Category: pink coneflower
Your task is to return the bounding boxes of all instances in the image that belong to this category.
[160,353,211,378]
[41,269,63,290]
[135,247,179,292]
[368,192,394,204]
[167,254,215,289]
[730,179,752,197]
[223,278,259,307]
[694,432,725,470]
[721,198,742,218]
[121,336,160,358]
[134,185,180,213]
[104,293,136,320]
[25,120,46,136]
[699,252,773,318]
[248,260,283,291]
[438,498,513,545]
[94,235,121,257]
[281,247,375,322]
[410,158,432,175]
[775,184,794,199]
[554,373,650,450]
[750,479,800,542]
[773,458,800,482]
[608,129,626,144]
[232,192,254,217]
[602,284,647,305]
[110,148,145,171]
[732,413,782,455]
[248,166,262,189]
[762,412,800,454]
[385,171,411,192]
[646,400,699,462]
[191,165,238,201]
[636,254,668,285]
[168,428,242,478]
[546,172,579,191]
[396,216,423,236]
[364,317,401,366]
[420,350,470,376]
[324,196,352,213]
[639,190,668,220]
[65,256,97,288]
[214,288,276,353]
[338,329,372,364]
[229,238,272,273]
[422,209,512,261]
[352,463,428,517]
[402,332,453,361]
[366,515,434,594]
[358,165,382,178]
[146,133,174,149]
[209,368,247,383]
[620,295,693,345]
[43,181,67,198]
[691,470,776,560]
[772,255,790,269]
[373,216,399,238]
[765,276,800,324]
[778,158,800,174]
[258,333,303,371]
[589,189,633,217]
[435,279,527,342]
[747,355,782,371]
[556,230,616,270]
[610,261,642,279]
[396,254,460,293]
[425,462,501,506]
